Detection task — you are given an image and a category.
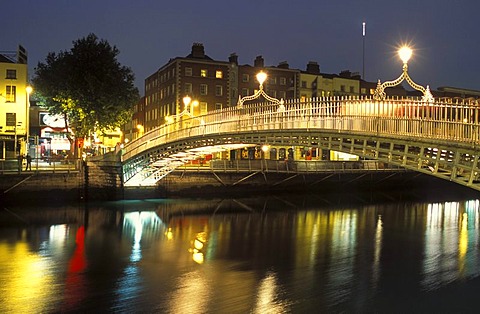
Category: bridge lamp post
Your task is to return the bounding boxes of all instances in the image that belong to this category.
[374,45,434,102]
[136,124,144,138]
[237,71,284,110]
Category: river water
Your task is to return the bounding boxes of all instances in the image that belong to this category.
[1,190,480,313]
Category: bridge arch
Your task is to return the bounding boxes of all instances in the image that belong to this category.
[122,96,480,191]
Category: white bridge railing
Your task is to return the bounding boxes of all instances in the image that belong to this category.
[123,96,480,162]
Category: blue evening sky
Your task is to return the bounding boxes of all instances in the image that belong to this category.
[2,0,479,94]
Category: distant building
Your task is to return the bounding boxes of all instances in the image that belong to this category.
[143,43,232,133]
[0,45,30,159]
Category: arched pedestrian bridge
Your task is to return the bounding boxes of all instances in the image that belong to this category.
[121,95,480,191]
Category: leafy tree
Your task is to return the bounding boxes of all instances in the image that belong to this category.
[32,33,139,156]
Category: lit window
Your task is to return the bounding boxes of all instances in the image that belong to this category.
[185,67,192,76]
[216,71,223,79]
[201,69,207,77]
[200,102,208,114]
[200,84,208,95]
[6,69,16,79]
[6,85,16,102]
[215,85,223,96]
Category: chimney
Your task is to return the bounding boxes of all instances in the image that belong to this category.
[339,70,352,78]
[306,61,320,74]
[254,55,264,68]
[278,61,289,69]
[229,53,238,65]
[191,43,205,58]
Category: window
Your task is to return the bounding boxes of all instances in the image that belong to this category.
[241,88,249,96]
[279,91,286,99]
[301,81,307,88]
[269,77,277,85]
[185,67,192,76]
[349,86,355,93]
[280,77,286,85]
[6,69,16,79]
[242,74,249,82]
[216,71,223,79]
[6,85,16,102]
[215,103,222,110]
[201,69,207,77]
[200,102,208,114]
[215,85,223,96]
[185,83,192,94]
[200,84,208,95]
[340,85,346,92]
[361,88,366,94]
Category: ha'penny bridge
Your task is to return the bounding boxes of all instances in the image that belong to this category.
[121,47,480,191]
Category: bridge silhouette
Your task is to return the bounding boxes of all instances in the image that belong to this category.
[121,95,480,191]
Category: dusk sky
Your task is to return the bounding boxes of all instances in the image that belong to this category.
[3,0,480,94]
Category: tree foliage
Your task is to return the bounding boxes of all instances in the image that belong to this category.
[32,33,139,139]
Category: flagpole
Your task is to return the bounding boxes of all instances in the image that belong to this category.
[362,21,366,80]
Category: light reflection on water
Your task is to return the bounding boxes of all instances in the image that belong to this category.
[1,196,480,312]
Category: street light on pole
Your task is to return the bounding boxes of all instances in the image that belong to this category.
[25,85,32,154]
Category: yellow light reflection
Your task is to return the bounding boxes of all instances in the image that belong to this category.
[190,232,207,264]
[165,227,173,240]
[253,271,290,313]
[458,212,468,275]
[168,272,210,313]
[0,242,54,313]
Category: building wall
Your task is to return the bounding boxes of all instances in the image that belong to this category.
[0,50,29,159]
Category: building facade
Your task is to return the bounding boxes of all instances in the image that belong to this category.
[0,46,30,159]
[143,43,233,134]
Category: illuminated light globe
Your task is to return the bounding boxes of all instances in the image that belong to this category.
[398,46,412,64]
[183,95,192,107]
[256,71,267,86]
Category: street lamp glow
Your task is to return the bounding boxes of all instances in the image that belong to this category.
[26,85,33,94]
[256,71,267,86]
[183,95,191,108]
[398,46,412,64]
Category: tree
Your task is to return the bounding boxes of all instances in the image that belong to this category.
[32,33,139,156]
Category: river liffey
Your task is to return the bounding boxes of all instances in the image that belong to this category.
[2,191,480,313]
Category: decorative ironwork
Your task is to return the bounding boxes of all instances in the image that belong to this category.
[237,71,285,111]
[374,46,434,102]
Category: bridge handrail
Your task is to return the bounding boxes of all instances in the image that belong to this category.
[122,95,480,161]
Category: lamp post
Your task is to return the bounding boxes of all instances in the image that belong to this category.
[25,85,32,154]
[136,124,144,138]
[374,46,433,102]
[165,95,204,127]
[237,71,284,110]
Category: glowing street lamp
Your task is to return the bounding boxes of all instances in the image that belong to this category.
[398,46,412,64]
[165,95,204,126]
[374,45,434,102]
[26,85,32,153]
[136,124,144,138]
[237,71,284,110]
